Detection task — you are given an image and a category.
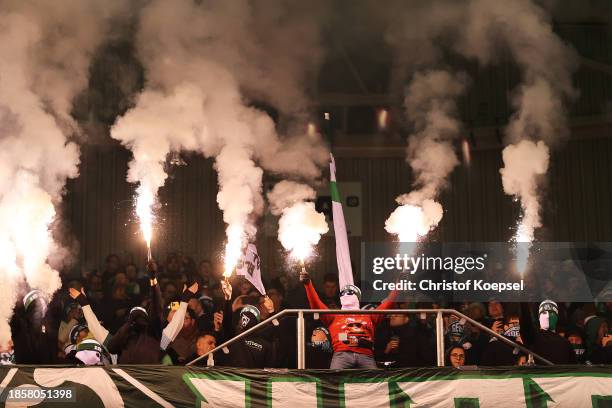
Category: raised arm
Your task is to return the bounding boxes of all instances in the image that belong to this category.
[106,320,131,354]
[299,270,335,326]
[160,282,198,351]
[300,270,329,311]
[372,277,402,326]
[220,278,235,339]
[70,288,110,347]
[147,261,163,336]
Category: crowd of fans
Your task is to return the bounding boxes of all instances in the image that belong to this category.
[2,251,611,368]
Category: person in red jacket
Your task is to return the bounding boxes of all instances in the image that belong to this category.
[300,270,398,369]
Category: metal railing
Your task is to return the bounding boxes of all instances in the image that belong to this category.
[186,308,554,367]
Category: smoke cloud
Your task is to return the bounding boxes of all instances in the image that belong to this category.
[455,0,577,241]
[500,140,550,242]
[0,1,124,346]
[112,0,328,273]
[383,0,576,242]
[267,181,328,261]
[385,70,467,241]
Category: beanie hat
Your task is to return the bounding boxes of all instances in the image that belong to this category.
[240,305,261,322]
[340,284,361,301]
[538,300,558,315]
[129,306,148,318]
[75,339,106,366]
[23,290,43,311]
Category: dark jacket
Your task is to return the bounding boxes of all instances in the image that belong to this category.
[589,344,612,364]
[375,320,433,367]
[529,330,577,364]
[225,336,275,368]
[10,300,58,364]
[480,338,523,366]
[107,283,164,364]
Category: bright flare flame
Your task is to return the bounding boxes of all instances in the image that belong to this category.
[135,184,154,260]
[278,201,328,263]
[385,200,443,242]
[513,218,533,274]
[223,224,243,277]
[290,240,314,263]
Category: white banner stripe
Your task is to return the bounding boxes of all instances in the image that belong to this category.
[0,368,18,390]
[112,368,174,408]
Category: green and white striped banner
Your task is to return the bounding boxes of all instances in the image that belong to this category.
[1,365,611,407]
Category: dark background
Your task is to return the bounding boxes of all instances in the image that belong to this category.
[61,11,612,283]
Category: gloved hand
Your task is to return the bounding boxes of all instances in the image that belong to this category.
[299,270,310,284]
[147,261,158,279]
[180,282,199,303]
[221,279,232,301]
[69,287,89,307]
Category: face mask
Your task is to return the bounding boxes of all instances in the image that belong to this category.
[504,325,521,339]
[539,311,558,331]
[0,351,14,365]
[75,350,101,366]
[341,294,359,310]
[240,314,252,329]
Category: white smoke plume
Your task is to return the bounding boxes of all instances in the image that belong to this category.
[267,181,328,261]
[267,181,317,215]
[500,140,550,242]
[385,70,467,241]
[112,0,328,274]
[383,0,465,99]
[384,0,576,242]
[0,1,124,346]
[455,0,577,241]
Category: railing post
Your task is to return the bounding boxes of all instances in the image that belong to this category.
[436,311,445,367]
[297,310,305,369]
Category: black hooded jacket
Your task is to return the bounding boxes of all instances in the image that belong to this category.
[105,283,164,363]
[10,298,58,364]
[224,302,276,368]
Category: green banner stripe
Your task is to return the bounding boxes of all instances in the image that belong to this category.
[330,181,341,203]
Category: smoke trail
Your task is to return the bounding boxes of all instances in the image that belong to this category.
[379,0,468,242]
[500,140,550,242]
[455,0,577,241]
[267,181,328,261]
[112,0,328,274]
[384,0,465,102]
[0,1,123,346]
[385,70,468,241]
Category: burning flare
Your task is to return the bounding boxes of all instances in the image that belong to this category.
[266,181,328,265]
[385,200,443,242]
[278,202,328,262]
[223,224,244,277]
[135,184,154,261]
[513,218,532,275]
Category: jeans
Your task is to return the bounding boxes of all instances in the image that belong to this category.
[330,351,377,369]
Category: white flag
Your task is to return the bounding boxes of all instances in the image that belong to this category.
[235,243,266,295]
[330,153,354,288]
